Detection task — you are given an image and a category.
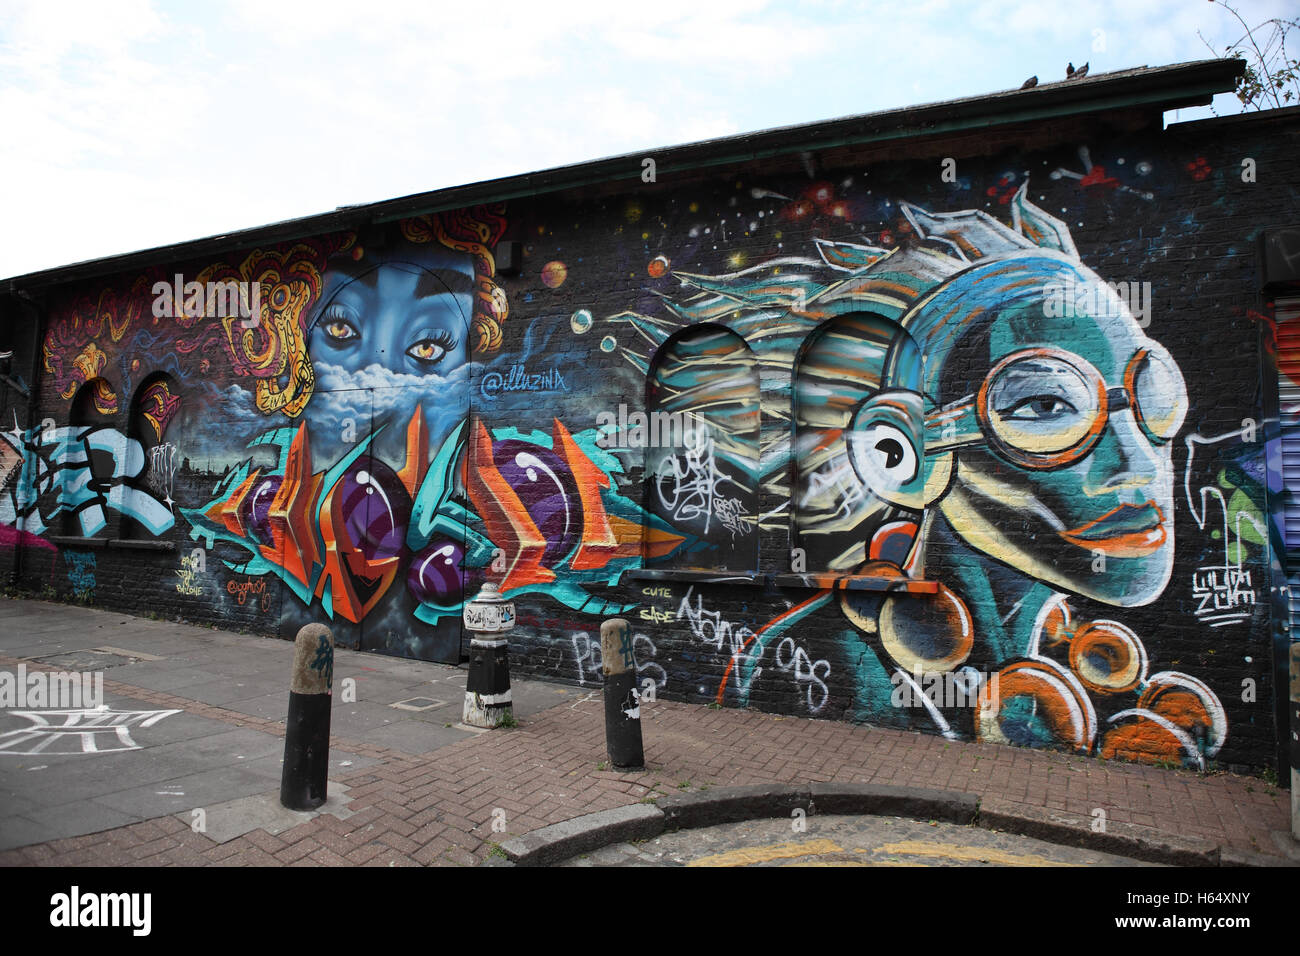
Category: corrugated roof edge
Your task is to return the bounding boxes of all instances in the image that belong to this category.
[4,57,1245,292]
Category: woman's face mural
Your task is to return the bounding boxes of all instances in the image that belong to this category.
[923,260,1186,606]
[304,243,479,465]
[308,248,476,378]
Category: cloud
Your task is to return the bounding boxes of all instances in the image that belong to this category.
[1,0,1284,276]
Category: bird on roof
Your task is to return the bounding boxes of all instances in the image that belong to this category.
[1021,76,1038,89]
[1067,62,1075,77]
[1069,62,1089,79]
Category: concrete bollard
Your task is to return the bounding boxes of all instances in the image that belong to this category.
[281,623,334,811]
[601,618,644,771]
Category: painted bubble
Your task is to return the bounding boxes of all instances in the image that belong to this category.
[570,309,593,334]
[407,539,465,606]
[494,440,580,565]
[241,475,283,546]
[338,458,411,565]
[600,335,617,353]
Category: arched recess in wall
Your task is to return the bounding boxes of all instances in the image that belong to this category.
[792,312,924,573]
[119,371,183,539]
[644,324,760,572]
[62,377,117,537]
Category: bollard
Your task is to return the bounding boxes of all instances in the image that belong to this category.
[601,618,644,771]
[462,582,515,728]
[281,623,334,811]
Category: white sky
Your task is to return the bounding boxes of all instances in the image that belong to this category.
[1,0,1293,278]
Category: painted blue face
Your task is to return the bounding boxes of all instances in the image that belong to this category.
[308,258,475,377]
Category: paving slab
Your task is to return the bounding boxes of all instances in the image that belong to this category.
[179,785,356,844]
[0,597,1294,868]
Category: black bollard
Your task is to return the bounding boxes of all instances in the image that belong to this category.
[601,618,644,771]
[280,623,334,811]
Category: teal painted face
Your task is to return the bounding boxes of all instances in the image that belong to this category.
[309,254,475,377]
[931,264,1186,606]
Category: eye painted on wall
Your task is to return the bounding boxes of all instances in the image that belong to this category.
[321,304,360,343]
[999,395,1079,422]
[405,329,458,366]
[860,423,919,485]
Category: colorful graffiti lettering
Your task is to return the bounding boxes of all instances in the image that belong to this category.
[181,408,683,628]
[0,421,174,538]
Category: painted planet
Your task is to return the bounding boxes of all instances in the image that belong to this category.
[600,335,617,353]
[647,255,670,278]
[407,539,465,606]
[541,261,567,288]
[570,309,593,334]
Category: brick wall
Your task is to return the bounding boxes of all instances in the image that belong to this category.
[4,104,1297,773]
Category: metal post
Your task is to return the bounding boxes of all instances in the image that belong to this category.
[462,582,515,728]
[601,617,644,770]
[280,623,333,811]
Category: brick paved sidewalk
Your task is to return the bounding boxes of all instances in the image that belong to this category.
[0,664,1292,866]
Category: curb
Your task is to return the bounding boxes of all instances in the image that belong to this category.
[811,782,978,823]
[657,784,811,830]
[976,796,1220,867]
[498,803,664,867]
[489,782,1293,867]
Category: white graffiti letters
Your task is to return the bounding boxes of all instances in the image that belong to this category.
[654,427,752,538]
[676,587,830,714]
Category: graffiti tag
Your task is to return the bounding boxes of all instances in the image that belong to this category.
[64,551,96,601]
[480,365,568,400]
[175,552,204,596]
[676,586,829,714]
[226,575,272,611]
[654,428,752,538]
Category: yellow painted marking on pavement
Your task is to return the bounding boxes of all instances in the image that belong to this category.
[781,859,925,867]
[878,840,1077,866]
[687,839,844,867]
[781,860,874,866]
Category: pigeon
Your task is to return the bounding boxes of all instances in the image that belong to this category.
[1021,76,1038,89]
[1069,62,1089,80]
[1067,62,1075,78]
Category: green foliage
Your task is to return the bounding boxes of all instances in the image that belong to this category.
[1201,2,1300,111]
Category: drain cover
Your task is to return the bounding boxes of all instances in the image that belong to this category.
[390,697,448,712]
[33,649,138,670]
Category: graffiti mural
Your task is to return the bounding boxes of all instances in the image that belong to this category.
[5,127,1286,773]
[598,181,1257,770]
